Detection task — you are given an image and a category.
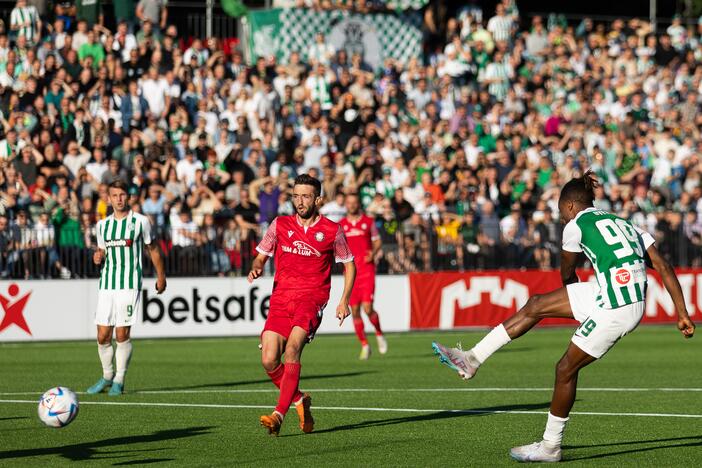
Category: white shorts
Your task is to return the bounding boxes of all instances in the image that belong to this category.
[95,289,141,327]
[566,282,644,359]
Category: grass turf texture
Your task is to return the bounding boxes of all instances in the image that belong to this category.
[0,327,701,467]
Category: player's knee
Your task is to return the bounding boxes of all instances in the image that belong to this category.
[261,353,280,371]
[284,344,303,363]
[555,356,576,382]
[521,295,543,318]
[351,307,361,318]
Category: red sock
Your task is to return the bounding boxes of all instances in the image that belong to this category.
[267,364,302,403]
[353,317,368,345]
[368,311,383,336]
[275,362,301,415]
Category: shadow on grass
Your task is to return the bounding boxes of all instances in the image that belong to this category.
[0,417,28,422]
[112,459,175,465]
[0,426,213,462]
[138,371,375,392]
[283,401,553,437]
[563,435,702,461]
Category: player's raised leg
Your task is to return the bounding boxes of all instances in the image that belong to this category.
[432,287,573,379]
[86,324,115,394]
[260,327,312,435]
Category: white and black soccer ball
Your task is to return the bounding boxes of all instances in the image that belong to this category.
[38,387,79,428]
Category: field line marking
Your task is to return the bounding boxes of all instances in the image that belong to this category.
[2,387,702,396]
[2,399,702,419]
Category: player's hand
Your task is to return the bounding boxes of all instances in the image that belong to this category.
[364,251,373,264]
[93,249,104,265]
[678,316,695,339]
[248,268,262,283]
[155,276,167,294]
[336,300,350,326]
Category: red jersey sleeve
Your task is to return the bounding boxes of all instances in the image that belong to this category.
[369,217,380,241]
[256,218,278,257]
[334,224,354,263]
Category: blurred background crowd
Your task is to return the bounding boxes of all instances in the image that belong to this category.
[1,0,702,279]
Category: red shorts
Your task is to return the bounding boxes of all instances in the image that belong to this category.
[350,271,375,307]
[263,290,329,342]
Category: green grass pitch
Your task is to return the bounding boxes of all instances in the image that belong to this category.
[1,327,701,466]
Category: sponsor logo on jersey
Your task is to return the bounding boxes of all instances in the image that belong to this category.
[345,228,365,237]
[105,239,134,248]
[281,240,321,257]
[288,230,294,238]
[615,269,631,285]
[315,232,325,242]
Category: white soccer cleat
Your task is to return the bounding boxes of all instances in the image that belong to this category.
[359,344,371,360]
[376,335,388,355]
[509,441,562,463]
[431,342,479,380]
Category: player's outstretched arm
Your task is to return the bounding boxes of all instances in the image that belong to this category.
[147,243,167,294]
[647,244,695,338]
[247,253,269,283]
[560,250,580,286]
[336,261,356,326]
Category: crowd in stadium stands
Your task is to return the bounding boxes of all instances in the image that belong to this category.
[1,0,702,280]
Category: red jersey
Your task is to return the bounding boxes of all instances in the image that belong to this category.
[257,215,354,294]
[339,214,379,274]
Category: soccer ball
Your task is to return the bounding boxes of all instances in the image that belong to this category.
[38,387,79,428]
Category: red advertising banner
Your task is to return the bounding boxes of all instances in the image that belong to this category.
[409,269,702,330]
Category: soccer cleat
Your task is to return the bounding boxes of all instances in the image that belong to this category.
[359,344,371,360]
[510,441,562,463]
[260,412,283,436]
[108,382,124,396]
[431,341,480,380]
[86,377,113,394]
[295,393,314,433]
[376,334,388,355]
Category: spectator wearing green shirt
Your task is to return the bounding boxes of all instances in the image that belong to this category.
[77,30,105,68]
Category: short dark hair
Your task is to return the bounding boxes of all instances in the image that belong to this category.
[294,174,322,197]
[108,179,129,194]
[559,170,599,206]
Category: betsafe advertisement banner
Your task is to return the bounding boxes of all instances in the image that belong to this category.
[0,276,410,342]
[409,269,702,330]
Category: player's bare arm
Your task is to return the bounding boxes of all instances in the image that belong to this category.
[147,242,167,294]
[248,253,270,283]
[646,244,695,338]
[560,250,579,286]
[368,238,382,263]
[336,260,356,326]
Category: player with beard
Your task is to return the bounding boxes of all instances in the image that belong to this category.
[249,174,356,436]
[339,193,387,359]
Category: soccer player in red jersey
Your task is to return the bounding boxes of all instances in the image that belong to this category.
[248,174,356,436]
[339,193,386,359]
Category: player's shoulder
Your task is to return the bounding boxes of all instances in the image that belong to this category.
[131,211,151,226]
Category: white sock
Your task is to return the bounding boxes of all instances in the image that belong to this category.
[471,324,511,364]
[114,340,133,385]
[97,342,114,380]
[542,412,569,449]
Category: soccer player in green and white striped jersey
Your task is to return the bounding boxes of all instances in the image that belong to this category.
[86,180,166,396]
[432,171,695,463]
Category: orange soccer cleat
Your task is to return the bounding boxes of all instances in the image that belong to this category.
[260,412,283,436]
[295,393,314,433]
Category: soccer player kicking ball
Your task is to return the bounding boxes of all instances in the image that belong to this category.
[87,180,167,396]
[340,193,387,359]
[432,171,695,462]
[249,174,356,436]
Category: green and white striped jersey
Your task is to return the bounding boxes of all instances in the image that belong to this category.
[96,211,152,290]
[562,208,655,309]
